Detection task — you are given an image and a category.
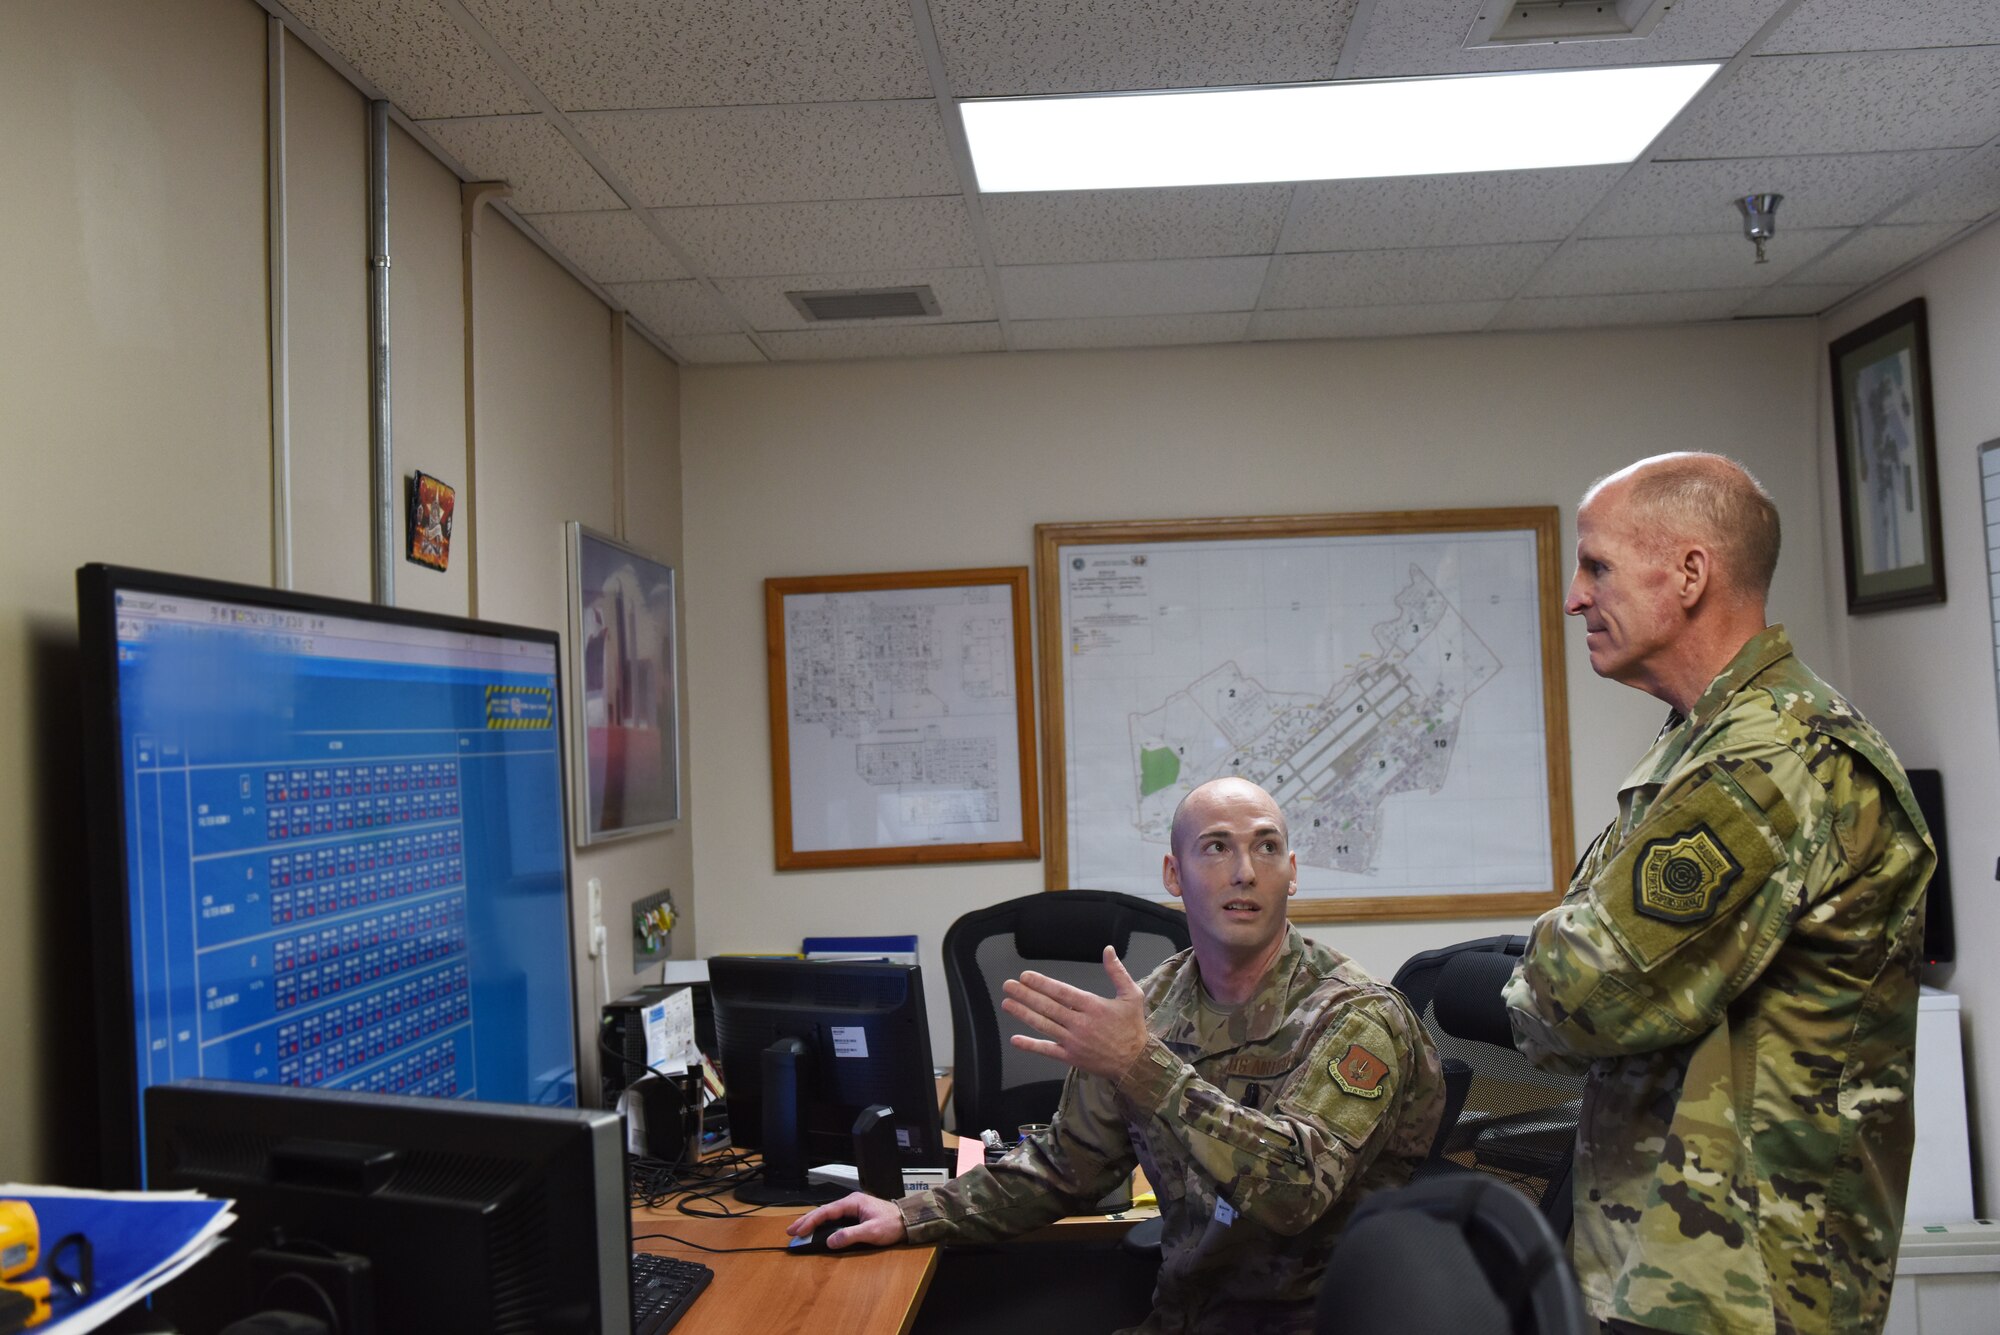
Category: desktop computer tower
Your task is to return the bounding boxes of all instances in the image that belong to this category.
[600,984,714,1103]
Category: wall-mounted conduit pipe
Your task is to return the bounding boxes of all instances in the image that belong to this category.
[368,99,394,606]
[267,16,293,589]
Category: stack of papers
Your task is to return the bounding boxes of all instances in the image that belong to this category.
[0,1184,235,1335]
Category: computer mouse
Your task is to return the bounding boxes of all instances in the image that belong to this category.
[786,1218,848,1255]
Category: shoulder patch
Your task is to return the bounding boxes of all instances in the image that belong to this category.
[1632,822,1743,924]
[1290,1007,1403,1145]
[1330,1043,1390,1098]
[1589,765,1781,971]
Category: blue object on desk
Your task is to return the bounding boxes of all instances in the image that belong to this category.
[802,936,918,961]
[2,1189,230,1328]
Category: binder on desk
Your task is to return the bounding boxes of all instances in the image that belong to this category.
[802,935,918,965]
[0,1184,234,1335]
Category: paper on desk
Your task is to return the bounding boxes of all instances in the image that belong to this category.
[642,987,700,1074]
[0,1183,236,1335]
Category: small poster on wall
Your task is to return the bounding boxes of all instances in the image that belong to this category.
[405,471,456,571]
[567,523,681,843]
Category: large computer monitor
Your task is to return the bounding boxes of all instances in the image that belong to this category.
[78,565,580,1185]
[707,958,944,1206]
[146,1079,628,1335]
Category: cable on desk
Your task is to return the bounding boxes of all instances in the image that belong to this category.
[631,1229,795,1255]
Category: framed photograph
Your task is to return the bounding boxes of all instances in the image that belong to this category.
[567,524,680,844]
[405,471,455,571]
[767,567,1039,870]
[1036,508,1574,922]
[1830,298,1945,613]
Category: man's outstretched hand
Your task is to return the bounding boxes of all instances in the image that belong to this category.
[1001,946,1149,1085]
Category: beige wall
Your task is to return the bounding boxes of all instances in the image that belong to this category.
[0,0,685,1181]
[1816,217,2000,1214]
[680,321,1831,1067]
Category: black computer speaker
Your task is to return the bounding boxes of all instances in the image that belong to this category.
[1907,768,1955,965]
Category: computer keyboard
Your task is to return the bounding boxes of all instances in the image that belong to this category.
[631,1251,713,1334]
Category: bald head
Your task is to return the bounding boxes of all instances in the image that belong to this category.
[1170,778,1288,857]
[1583,452,1780,604]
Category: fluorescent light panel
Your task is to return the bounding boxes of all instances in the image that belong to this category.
[962,64,1722,193]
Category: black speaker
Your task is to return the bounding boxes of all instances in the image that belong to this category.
[1908,768,1955,965]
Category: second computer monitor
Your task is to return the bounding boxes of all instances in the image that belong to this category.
[708,957,943,1204]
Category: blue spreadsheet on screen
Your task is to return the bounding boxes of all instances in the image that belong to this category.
[88,571,580,1179]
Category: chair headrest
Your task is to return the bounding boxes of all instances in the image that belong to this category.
[1013,895,1130,962]
[1432,950,1522,1050]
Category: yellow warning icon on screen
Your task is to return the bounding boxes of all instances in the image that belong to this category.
[485,685,553,730]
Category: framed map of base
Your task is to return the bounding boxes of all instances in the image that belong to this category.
[1036,508,1574,922]
[767,567,1040,870]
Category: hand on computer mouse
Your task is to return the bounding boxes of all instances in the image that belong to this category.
[786,1192,909,1252]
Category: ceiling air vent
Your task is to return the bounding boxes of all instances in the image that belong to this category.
[1465,0,1671,48]
[786,285,941,323]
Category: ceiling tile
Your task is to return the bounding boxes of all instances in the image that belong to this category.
[1734,284,1861,317]
[458,0,931,108]
[1492,291,1753,331]
[573,103,958,208]
[603,280,743,337]
[929,0,1359,96]
[712,268,995,330]
[1780,222,1968,285]
[985,186,1289,264]
[285,0,532,117]
[420,116,621,212]
[1344,0,1784,78]
[1011,313,1251,351]
[1585,152,1965,237]
[1762,0,2000,55]
[656,198,983,276]
[1657,50,2000,158]
[999,257,1270,320]
[1265,243,1555,308]
[1285,168,1624,252]
[1885,144,2000,224]
[1521,229,1847,297]
[668,334,768,365]
[523,210,689,282]
[762,324,1005,361]
[1252,302,1504,340]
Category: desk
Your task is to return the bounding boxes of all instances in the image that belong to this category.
[632,1208,938,1335]
[631,1156,1156,1334]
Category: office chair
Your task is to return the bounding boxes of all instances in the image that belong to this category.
[1313,1172,1591,1335]
[1393,936,1586,1238]
[943,889,1191,1141]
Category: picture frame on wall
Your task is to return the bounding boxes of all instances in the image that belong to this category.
[1036,508,1574,923]
[766,567,1039,870]
[566,523,680,844]
[1829,298,1945,613]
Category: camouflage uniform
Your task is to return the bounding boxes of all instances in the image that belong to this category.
[898,924,1444,1335]
[1505,626,1935,1335]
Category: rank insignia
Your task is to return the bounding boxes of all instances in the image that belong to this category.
[1330,1043,1389,1098]
[1632,822,1743,924]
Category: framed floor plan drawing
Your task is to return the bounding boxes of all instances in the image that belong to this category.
[1036,508,1573,922]
[767,567,1039,870]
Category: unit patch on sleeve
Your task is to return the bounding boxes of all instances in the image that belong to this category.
[1292,1009,1402,1144]
[1330,1043,1389,1098]
[1632,822,1743,925]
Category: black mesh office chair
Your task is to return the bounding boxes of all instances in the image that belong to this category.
[943,889,1191,1140]
[1393,936,1586,1238]
[1313,1172,1591,1335]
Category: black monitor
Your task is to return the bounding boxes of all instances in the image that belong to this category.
[145,1079,629,1335]
[78,565,581,1186]
[707,958,943,1206]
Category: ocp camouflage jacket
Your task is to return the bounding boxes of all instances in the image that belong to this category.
[899,924,1444,1334]
[1506,625,1935,1335]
